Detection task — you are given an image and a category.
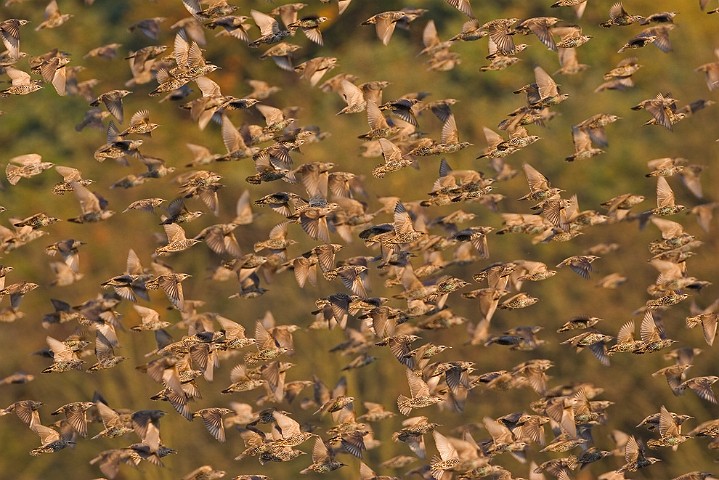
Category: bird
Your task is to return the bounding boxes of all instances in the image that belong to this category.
[336,79,367,115]
[259,42,302,71]
[35,0,73,31]
[42,336,84,373]
[0,18,29,60]
[118,110,159,137]
[555,46,590,75]
[0,372,34,385]
[90,89,132,123]
[372,138,413,178]
[5,153,54,185]
[128,16,166,39]
[617,436,661,472]
[651,177,685,216]
[29,422,76,456]
[288,16,327,46]
[556,255,600,279]
[565,126,604,162]
[127,304,167,331]
[154,223,201,257]
[67,182,115,223]
[632,310,677,354]
[362,11,417,46]
[182,465,227,480]
[640,11,679,24]
[294,56,338,87]
[515,17,560,51]
[601,2,645,27]
[145,272,191,310]
[695,49,719,91]
[35,54,69,95]
[397,368,443,416]
[1,400,43,426]
[193,408,233,442]
[686,310,718,346]
[87,323,126,371]
[51,402,95,438]
[100,249,152,303]
[249,9,291,47]
[84,42,123,60]
[298,437,344,474]
[429,430,460,478]
[1,66,43,96]
[619,25,674,53]
[677,376,719,403]
[206,14,253,43]
[484,18,519,56]
[553,26,592,49]
[646,405,690,449]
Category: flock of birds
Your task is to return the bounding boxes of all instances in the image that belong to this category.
[1,0,719,479]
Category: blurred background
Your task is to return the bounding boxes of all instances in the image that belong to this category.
[0,0,718,478]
